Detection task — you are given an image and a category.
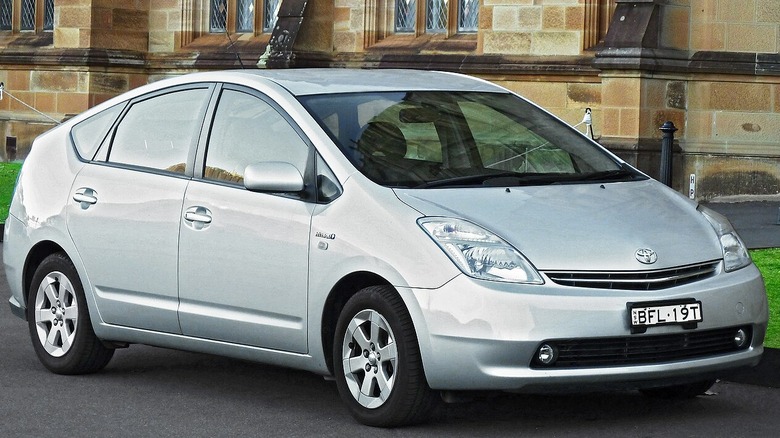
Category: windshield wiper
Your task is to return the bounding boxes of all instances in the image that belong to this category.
[415,172,563,189]
[576,168,640,182]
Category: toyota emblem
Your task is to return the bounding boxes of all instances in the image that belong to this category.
[635,248,658,264]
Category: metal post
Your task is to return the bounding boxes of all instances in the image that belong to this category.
[659,121,677,187]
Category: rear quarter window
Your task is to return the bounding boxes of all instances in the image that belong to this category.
[70,104,124,160]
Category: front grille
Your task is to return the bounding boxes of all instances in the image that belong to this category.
[544,261,720,290]
[532,326,751,369]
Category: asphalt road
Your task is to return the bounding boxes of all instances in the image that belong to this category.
[1,249,779,437]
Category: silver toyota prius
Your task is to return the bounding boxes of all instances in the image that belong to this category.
[3,69,768,427]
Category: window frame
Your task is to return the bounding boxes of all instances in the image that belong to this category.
[393,0,478,37]
[193,83,320,202]
[208,0,279,35]
[97,83,216,179]
[0,0,54,33]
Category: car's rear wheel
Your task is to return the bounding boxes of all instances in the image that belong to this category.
[27,253,114,374]
[640,379,716,399]
[333,285,436,427]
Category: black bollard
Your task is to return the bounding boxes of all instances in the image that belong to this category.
[659,121,677,187]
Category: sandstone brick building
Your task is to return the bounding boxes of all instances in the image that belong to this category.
[1,0,778,199]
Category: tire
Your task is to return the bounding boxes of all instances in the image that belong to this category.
[333,285,437,427]
[27,253,114,375]
[640,379,716,399]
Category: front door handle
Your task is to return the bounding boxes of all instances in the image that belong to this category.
[73,188,98,209]
[183,206,212,230]
[184,210,212,224]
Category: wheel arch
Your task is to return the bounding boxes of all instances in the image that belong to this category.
[23,240,68,307]
[320,271,393,375]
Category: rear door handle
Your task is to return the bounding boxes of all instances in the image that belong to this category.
[73,188,98,208]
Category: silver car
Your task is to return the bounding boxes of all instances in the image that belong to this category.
[3,69,768,427]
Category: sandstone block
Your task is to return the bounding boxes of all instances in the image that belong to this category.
[483,31,532,54]
[726,24,777,53]
[710,82,772,111]
[542,6,565,30]
[31,71,80,93]
[531,31,580,55]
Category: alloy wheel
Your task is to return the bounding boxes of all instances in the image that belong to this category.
[340,308,398,409]
[33,271,79,358]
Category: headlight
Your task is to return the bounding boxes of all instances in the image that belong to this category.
[418,217,543,284]
[697,205,751,272]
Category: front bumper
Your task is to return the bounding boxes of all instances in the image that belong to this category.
[403,263,768,391]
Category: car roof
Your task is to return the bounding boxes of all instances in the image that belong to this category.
[200,68,506,96]
[65,69,509,128]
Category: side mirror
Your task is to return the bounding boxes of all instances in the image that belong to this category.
[244,162,304,193]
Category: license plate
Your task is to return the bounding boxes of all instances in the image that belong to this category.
[628,300,702,333]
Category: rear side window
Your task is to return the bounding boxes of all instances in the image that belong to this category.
[108,88,210,174]
[71,104,124,160]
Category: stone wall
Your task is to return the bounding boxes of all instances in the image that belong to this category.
[1,0,779,198]
[482,0,584,56]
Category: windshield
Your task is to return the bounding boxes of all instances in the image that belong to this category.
[299,91,643,188]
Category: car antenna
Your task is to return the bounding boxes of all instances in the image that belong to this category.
[221,6,245,69]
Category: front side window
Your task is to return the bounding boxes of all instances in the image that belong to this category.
[204,89,309,185]
[108,88,210,173]
[301,91,637,188]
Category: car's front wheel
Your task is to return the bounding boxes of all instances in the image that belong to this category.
[27,253,114,375]
[333,285,436,427]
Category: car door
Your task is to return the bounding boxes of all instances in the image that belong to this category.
[67,85,213,333]
[177,85,313,353]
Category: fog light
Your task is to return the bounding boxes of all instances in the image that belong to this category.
[537,344,557,366]
[734,328,748,348]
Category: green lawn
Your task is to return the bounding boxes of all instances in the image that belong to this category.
[0,162,22,222]
[0,161,776,346]
[751,248,780,348]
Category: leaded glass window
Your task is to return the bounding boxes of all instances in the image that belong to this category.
[458,0,478,32]
[263,0,281,32]
[395,0,415,33]
[236,0,254,32]
[0,0,11,31]
[43,0,54,31]
[20,0,35,31]
[210,0,227,32]
[426,0,447,33]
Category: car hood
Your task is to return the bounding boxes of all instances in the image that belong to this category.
[394,180,723,271]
